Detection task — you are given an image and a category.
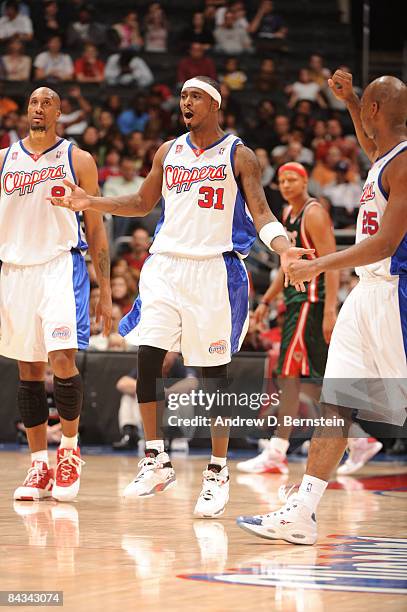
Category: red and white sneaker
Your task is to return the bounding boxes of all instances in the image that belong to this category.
[52,447,85,502]
[236,447,288,475]
[337,438,383,475]
[14,461,54,501]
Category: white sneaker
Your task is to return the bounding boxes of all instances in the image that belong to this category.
[337,439,383,475]
[52,447,85,502]
[237,495,317,545]
[123,450,176,498]
[236,447,288,475]
[194,465,230,518]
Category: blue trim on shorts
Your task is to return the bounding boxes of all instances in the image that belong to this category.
[119,296,142,337]
[71,251,90,349]
[223,252,249,353]
[398,276,407,362]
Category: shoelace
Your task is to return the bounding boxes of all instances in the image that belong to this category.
[200,470,226,500]
[57,452,85,482]
[135,455,164,480]
[264,495,302,519]
[24,465,46,486]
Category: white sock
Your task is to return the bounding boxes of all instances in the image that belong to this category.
[210,455,227,468]
[146,439,164,454]
[297,474,328,514]
[269,437,289,456]
[60,434,78,450]
[31,450,49,465]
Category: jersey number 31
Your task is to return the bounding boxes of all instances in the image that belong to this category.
[198,186,224,210]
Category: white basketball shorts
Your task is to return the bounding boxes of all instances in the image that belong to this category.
[0,250,90,362]
[322,276,407,426]
[119,252,250,367]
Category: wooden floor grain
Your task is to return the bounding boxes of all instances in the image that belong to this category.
[1,451,406,612]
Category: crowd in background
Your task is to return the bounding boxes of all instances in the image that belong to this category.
[0,0,365,353]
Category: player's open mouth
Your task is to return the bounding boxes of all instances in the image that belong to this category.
[184,111,193,120]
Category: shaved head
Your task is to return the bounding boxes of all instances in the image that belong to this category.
[29,87,61,109]
[363,76,407,126]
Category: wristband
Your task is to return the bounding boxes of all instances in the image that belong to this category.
[259,222,287,251]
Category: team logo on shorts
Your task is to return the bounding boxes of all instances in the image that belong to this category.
[52,326,71,340]
[209,340,228,355]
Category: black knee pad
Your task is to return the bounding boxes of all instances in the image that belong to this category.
[54,374,83,421]
[18,380,48,428]
[137,345,167,403]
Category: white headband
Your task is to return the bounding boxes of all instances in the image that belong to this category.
[181,78,222,107]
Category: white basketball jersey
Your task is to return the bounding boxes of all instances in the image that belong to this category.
[355,141,407,279]
[150,132,256,258]
[0,138,87,266]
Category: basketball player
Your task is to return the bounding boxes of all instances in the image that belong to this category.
[0,87,112,502]
[237,71,407,543]
[237,162,339,474]
[50,76,312,518]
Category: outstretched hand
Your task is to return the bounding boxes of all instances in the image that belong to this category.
[47,179,91,212]
[280,247,315,292]
[287,258,319,285]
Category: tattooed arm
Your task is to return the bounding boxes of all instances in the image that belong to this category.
[73,147,112,336]
[234,144,313,287]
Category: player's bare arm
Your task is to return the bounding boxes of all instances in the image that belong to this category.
[289,154,407,283]
[304,206,339,342]
[328,70,377,162]
[254,267,285,324]
[72,147,112,336]
[49,141,173,216]
[234,144,314,289]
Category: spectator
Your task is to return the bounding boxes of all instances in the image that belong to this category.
[220,56,247,90]
[323,160,362,228]
[125,131,147,163]
[122,227,150,278]
[103,93,122,118]
[98,148,121,185]
[34,35,74,82]
[214,9,252,55]
[66,4,106,49]
[0,38,31,80]
[0,110,19,145]
[308,53,330,87]
[103,159,145,238]
[182,11,214,51]
[96,110,121,150]
[105,49,154,88]
[0,0,32,43]
[315,118,358,161]
[255,147,274,187]
[216,1,249,30]
[58,95,89,137]
[112,10,143,51]
[272,136,314,167]
[270,114,291,148]
[33,0,63,45]
[80,126,102,159]
[111,275,134,315]
[111,257,138,296]
[249,0,287,52]
[286,68,327,109]
[311,145,343,188]
[240,311,267,352]
[143,2,168,53]
[113,366,140,450]
[254,57,280,93]
[0,0,29,16]
[310,119,327,151]
[107,333,128,352]
[117,97,149,136]
[247,99,276,150]
[177,42,217,84]
[74,42,104,83]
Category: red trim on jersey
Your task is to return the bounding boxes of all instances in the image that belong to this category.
[281,302,310,376]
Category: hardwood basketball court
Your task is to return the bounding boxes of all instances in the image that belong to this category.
[1,450,406,611]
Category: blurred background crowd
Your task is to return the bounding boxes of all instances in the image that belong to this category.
[0,0,379,353]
